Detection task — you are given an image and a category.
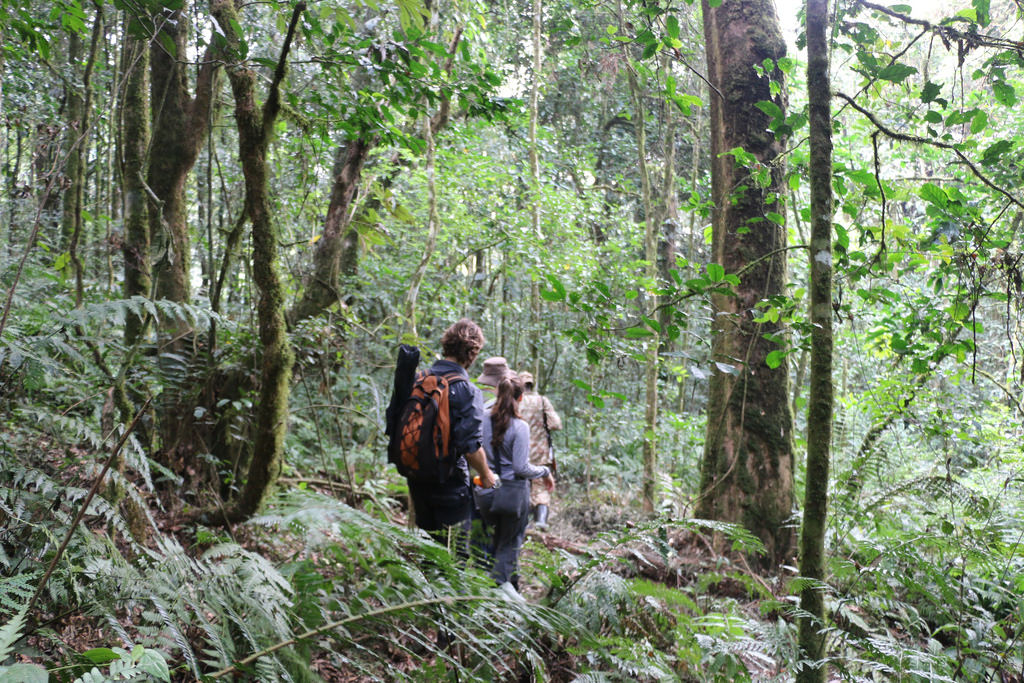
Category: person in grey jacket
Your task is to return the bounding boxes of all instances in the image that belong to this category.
[474,375,553,593]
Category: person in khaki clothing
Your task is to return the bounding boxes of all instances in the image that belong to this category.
[517,371,562,529]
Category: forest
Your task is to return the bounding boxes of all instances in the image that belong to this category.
[0,0,1022,680]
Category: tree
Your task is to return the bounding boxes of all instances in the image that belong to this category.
[207,0,302,521]
[797,0,834,679]
[624,61,660,513]
[146,4,220,465]
[120,18,151,345]
[147,6,218,308]
[696,0,795,568]
[61,2,103,304]
[285,5,505,327]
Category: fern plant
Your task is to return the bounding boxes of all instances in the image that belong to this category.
[825,385,1024,682]
[242,488,578,681]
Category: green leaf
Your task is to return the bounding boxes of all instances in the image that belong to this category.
[665,15,679,39]
[993,81,1016,106]
[540,274,566,301]
[785,112,808,131]
[970,109,988,134]
[948,302,969,321]
[157,31,177,59]
[625,327,654,338]
[765,350,785,369]
[973,0,990,25]
[919,183,948,208]
[726,146,756,167]
[0,664,49,683]
[714,362,738,375]
[755,100,783,121]
[982,140,1012,165]
[82,648,120,665]
[835,224,849,251]
[877,62,917,83]
[920,81,943,103]
[672,93,702,115]
[706,263,725,282]
[136,649,171,682]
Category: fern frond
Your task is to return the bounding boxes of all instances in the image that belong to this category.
[0,573,37,619]
[0,603,29,661]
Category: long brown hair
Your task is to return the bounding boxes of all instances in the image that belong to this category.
[490,375,524,453]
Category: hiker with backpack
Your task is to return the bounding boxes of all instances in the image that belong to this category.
[387,319,497,555]
[518,370,562,530]
[473,375,554,595]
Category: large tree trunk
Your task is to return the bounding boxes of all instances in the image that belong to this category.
[148,8,216,306]
[211,0,300,521]
[120,26,151,345]
[697,0,795,569]
[147,7,219,464]
[797,2,834,680]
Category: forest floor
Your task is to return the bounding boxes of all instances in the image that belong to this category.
[21,462,778,681]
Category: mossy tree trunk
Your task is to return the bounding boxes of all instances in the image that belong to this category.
[148,8,217,307]
[120,24,151,345]
[697,0,795,569]
[148,7,219,464]
[211,0,301,521]
[798,5,834,673]
[61,27,82,254]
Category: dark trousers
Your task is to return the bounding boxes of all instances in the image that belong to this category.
[409,480,472,559]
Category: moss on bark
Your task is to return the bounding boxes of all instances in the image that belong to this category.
[798,1,834,680]
[211,0,301,522]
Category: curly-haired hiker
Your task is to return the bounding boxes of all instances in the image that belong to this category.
[473,375,553,596]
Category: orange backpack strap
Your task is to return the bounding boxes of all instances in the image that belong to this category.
[434,371,465,458]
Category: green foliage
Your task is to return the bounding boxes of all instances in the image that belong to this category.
[71,645,170,683]
[1,0,1023,679]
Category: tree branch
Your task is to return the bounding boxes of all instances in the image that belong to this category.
[835,91,1024,212]
[262,1,306,132]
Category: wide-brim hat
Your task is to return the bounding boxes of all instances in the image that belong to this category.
[518,371,535,387]
[477,356,511,387]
